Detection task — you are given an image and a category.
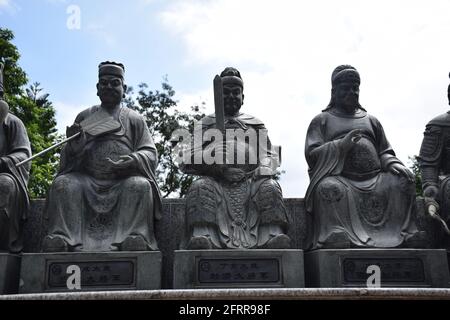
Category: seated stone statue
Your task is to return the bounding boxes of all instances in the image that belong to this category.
[43,61,162,252]
[181,67,290,249]
[305,65,425,249]
[418,72,450,236]
[0,62,32,253]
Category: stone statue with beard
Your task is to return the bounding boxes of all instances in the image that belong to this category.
[181,67,291,250]
[42,61,162,252]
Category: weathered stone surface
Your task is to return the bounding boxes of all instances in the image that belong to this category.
[305,249,450,288]
[3,288,450,300]
[19,251,161,293]
[0,254,20,294]
[22,198,440,289]
[173,249,304,289]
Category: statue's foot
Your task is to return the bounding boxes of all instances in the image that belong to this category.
[42,236,69,253]
[186,236,213,250]
[264,234,292,249]
[119,236,149,251]
[320,231,352,249]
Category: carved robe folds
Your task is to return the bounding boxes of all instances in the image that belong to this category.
[44,106,162,252]
[305,110,422,249]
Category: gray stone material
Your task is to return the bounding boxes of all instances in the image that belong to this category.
[305,249,450,288]
[3,288,450,300]
[22,198,441,289]
[0,254,20,294]
[19,251,161,293]
[173,249,304,289]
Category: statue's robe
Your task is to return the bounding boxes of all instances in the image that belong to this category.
[182,113,288,249]
[305,108,418,249]
[45,105,162,251]
[419,111,450,225]
[0,114,31,253]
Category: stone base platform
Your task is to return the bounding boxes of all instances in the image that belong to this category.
[19,251,162,293]
[2,288,450,300]
[173,249,304,289]
[0,253,21,294]
[305,249,450,288]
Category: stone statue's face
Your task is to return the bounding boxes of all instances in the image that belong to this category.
[223,84,244,116]
[334,80,360,111]
[97,75,125,106]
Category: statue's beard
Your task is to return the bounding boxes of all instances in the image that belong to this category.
[99,89,122,105]
[224,101,241,116]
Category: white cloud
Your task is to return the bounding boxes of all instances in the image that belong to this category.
[160,0,450,197]
[0,0,19,14]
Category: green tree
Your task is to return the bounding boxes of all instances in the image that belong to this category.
[0,28,59,198]
[125,80,205,198]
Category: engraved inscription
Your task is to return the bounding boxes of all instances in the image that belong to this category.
[197,258,280,284]
[47,260,136,288]
[343,258,425,283]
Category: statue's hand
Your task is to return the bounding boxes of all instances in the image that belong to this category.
[423,185,439,199]
[106,155,136,171]
[203,142,229,163]
[388,162,414,182]
[222,167,246,182]
[341,129,363,153]
[254,166,275,178]
[66,123,82,138]
[67,124,86,155]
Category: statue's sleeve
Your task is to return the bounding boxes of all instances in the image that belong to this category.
[180,119,223,177]
[255,124,280,171]
[130,116,158,177]
[3,115,31,166]
[59,113,86,174]
[418,124,443,189]
[1,115,32,216]
[371,116,402,170]
[304,114,345,212]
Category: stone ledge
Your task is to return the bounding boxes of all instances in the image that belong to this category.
[2,288,450,300]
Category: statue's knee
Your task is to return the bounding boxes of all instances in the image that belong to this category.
[123,177,151,194]
[316,177,345,202]
[52,175,81,194]
[256,179,283,208]
[186,178,217,222]
[0,175,15,197]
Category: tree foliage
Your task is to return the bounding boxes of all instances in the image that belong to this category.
[0,28,59,198]
[125,80,205,198]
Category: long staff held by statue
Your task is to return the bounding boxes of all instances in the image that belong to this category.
[15,108,121,167]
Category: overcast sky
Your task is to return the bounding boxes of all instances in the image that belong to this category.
[1,0,450,198]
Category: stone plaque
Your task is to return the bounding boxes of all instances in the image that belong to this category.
[20,252,162,293]
[343,258,425,283]
[305,249,450,288]
[47,260,136,288]
[174,250,304,289]
[197,258,280,284]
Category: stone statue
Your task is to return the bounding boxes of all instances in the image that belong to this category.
[0,61,32,253]
[180,67,291,250]
[418,72,450,236]
[42,61,162,252]
[304,65,425,249]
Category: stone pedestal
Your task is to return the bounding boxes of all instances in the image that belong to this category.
[0,254,21,294]
[173,249,304,289]
[19,251,162,293]
[305,249,450,288]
